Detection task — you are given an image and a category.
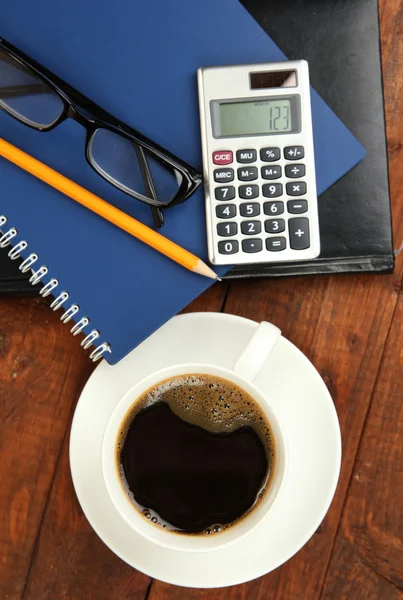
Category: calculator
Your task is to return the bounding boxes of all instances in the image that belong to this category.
[197,60,320,266]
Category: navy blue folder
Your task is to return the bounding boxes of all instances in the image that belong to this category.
[0,0,365,363]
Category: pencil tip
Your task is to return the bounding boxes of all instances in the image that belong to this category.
[216,276,222,282]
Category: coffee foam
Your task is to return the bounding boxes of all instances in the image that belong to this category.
[115,374,275,535]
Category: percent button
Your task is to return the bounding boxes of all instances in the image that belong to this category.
[260,147,280,162]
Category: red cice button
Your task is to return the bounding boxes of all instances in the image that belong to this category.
[212,150,233,165]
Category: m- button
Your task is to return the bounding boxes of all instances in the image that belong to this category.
[212,150,233,165]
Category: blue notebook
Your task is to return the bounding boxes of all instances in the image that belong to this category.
[0,0,365,364]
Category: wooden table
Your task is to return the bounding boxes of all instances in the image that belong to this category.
[1,2,402,597]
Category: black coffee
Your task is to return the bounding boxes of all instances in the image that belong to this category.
[116,374,275,535]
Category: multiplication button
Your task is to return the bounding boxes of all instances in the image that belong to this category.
[286,182,306,196]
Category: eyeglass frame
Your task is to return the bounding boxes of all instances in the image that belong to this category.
[0,37,203,227]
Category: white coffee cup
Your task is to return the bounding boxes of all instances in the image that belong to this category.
[102,322,288,553]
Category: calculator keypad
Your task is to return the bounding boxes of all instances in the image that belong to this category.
[212,144,313,259]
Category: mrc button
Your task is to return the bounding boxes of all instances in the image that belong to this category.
[214,168,234,182]
[212,150,233,165]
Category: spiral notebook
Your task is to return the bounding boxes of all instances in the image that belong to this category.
[0,0,365,364]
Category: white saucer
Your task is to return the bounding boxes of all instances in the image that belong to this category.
[70,313,341,588]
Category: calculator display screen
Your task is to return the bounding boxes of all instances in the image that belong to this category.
[215,97,299,137]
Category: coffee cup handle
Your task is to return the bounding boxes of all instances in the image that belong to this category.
[232,322,281,382]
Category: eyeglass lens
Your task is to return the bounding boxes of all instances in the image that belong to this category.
[88,128,183,205]
[0,47,64,128]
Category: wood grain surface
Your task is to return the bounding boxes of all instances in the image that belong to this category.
[1,1,403,598]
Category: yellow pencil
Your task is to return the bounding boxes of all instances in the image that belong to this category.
[0,137,220,280]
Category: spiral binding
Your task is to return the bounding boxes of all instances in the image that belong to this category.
[0,215,111,362]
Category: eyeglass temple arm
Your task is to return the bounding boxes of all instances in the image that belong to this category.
[133,143,165,228]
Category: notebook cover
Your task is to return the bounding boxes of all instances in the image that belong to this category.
[0,0,365,363]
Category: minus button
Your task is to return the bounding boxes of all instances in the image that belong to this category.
[287,199,308,214]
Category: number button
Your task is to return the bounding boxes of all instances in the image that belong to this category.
[237,167,258,181]
[289,217,310,250]
[216,204,236,219]
[286,182,307,196]
[217,222,238,237]
[215,186,235,201]
[236,149,257,163]
[241,220,261,235]
[239,184,259,199]
[262,183,283,198]
[214,168,234,182]
[265,219,285,233]
[260,147,281,162]
[242,239,263,253]
[285,164,305,178]
[264,201,284,216]
[284,146,305,160]
[287,200,308,214]
[218,240,239,255]
[240,203,260,217]
[266,237,286,252]
[261,166,282,180]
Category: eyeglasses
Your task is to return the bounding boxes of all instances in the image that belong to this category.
[0,38,202,228]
